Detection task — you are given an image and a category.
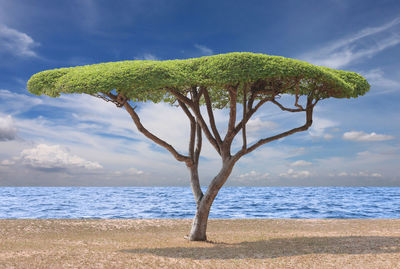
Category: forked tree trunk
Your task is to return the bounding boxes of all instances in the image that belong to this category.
[189,158,235,241]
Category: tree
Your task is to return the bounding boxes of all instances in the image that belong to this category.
[27,52,369,241]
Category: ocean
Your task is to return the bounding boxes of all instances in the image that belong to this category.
[1,187,399,219]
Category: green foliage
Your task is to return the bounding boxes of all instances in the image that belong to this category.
[27,52,370,104]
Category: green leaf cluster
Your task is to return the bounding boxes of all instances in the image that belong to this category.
[27,52,369,104]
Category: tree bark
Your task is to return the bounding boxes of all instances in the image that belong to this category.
[189,164,203,206]
[189,200,210,241]
[189,158,235,241]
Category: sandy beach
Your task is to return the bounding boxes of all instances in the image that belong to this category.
[1,219,400,268]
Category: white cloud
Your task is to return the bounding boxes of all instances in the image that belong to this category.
[314,145,399,184]
[0,90,43,114]
[355,171,368,177]
[8,144,103,170]
[238,170,269,179]
[0,159,16,166]
[3,93,142,153]
[279,168,311,178]
[0,115,17,141]
[136,102,194,152]
[134,53,158,61]
[343,131,395,142]
[0,24,38,57]
[194,44,213,56]
[240,145,306,166]
[335,171,382,178]
[246,117,278,132]
[351,171,372,177]
[309,117,338,138]
[300,17,400,68]
[291,160,312,166]
[355,149,399,163]
[114,167,144,176]
[362,68,400,94]
[230,170,270,185]
[126,167,144,175]
[323,134,334,140]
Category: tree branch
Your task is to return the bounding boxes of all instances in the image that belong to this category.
[242,83,248,150]
[178,100,196,163]
[294,82,304,110]
[227,86,237,135]
[313,97,321,106]
[166,87,194,106]
[223,85,238,145]
[167,87,221,155]
[247,89,256,111]
[231,95,273,138]
[271,99,305,112]
[117,95,191,164]
[203,89,223,146]
[194,121,202,164]
[253,95,273,113]
[163,90,203,204]
[233,96,315,162]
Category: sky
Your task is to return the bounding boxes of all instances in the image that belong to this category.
[0,0,399,186]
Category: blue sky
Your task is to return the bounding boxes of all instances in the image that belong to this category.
[0,0,399,186]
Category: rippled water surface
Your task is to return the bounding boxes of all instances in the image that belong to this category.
[1,187,399,218]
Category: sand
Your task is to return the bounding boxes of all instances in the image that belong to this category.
[1,219,400,268]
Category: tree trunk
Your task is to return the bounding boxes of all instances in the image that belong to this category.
[189,197,211,241]
[189,158,235,241]
[189,164,203,206]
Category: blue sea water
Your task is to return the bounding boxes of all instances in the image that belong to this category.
[0,187,399,219]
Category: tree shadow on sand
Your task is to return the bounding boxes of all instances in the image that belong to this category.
[120,236,400,260]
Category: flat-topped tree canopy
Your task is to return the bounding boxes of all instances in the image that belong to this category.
[27,52,370,105]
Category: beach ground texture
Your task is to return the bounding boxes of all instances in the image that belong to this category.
[1,219,400,268]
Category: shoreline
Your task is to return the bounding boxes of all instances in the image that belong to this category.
[1,219,400,268]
